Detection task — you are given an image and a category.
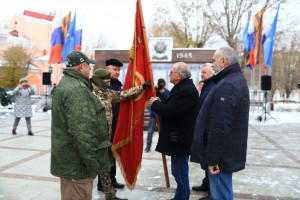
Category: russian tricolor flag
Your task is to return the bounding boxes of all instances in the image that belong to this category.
[49,12,83,63]
[48,12,63,64]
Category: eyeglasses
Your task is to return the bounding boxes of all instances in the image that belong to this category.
[169,71,179,75]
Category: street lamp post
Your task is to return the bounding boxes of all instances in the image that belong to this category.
[43,65,52,112]
[49,65,53,74]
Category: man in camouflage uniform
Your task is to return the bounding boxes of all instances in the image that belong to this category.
[51,51,113,200]
[91,68,150,200]
[105,58,127,189]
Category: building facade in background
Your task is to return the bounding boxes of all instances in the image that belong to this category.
[0,10,62,95]
[95,38,215,90]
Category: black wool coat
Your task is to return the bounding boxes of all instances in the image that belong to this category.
[151,78,200,157]
[190,63,250,173]
[109,78,123,142]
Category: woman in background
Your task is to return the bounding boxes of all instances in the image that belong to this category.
[12,78,35,136]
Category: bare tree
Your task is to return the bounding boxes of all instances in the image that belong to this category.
[149,0,211,48]
[206,0,259,50]
[82,33,110,56]
[206,0,286,49]
[206,0,287,74]
[272,32,300,99]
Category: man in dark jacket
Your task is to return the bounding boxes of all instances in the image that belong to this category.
[190,47,250,200]
[192,63,215,199]
[51,51,113,200]
[149,62,200,200]
[97,58,125,191]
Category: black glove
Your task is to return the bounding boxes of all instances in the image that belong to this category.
[169,132,180,143]
[142,81,151,89]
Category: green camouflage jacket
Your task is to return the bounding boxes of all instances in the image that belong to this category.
[51,69,113,179]
[92,84,143,140]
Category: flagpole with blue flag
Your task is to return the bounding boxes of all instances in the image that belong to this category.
[242,10,256,92]
[61,13,76,62]
[263,4,280,74]
[242,11,251,54]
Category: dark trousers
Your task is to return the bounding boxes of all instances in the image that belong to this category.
[203,169,210,187]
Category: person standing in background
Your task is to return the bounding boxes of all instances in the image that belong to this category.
[145,78,169,152]
[192,63,215,200]
[50,83,56,95]
[12,78,35,136]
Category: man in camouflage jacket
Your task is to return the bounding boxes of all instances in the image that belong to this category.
[51,51,113,200]
[91,68,150,200]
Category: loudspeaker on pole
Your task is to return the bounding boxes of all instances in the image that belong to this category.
[43,72,51,85]
[261,75,272,91]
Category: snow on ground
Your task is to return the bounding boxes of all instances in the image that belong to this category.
[1,103,299,124]
[249,103,300,125]
[0,104,51,121]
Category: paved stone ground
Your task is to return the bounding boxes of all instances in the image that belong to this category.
[0,110,299,200]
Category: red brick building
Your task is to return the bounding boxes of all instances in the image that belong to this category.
[95,47,215,89]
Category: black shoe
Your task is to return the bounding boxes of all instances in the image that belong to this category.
[144,147,150,152]
[192,184,209,192]
[199,194,212,200]
[112,181,125,189]
[12,129,17,135]
[28,131,34,136]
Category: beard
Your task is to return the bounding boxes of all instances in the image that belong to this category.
[214,60,223,73]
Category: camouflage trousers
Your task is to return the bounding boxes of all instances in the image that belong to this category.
[100,169,116,199]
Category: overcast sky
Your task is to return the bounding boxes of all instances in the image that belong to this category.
[0,0,299,49]
[0,0,157,49]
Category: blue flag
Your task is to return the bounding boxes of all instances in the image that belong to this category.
[263,5,280,67]
[242,11,251,53]
[61,13,76,62]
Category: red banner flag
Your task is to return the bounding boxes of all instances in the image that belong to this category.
[111,0,155,190]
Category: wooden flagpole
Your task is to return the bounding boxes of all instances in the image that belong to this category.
[137,0,170,188]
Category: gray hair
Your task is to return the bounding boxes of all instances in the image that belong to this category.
[175,62,191,79]
[202,63,214,75]
[218,47,239,66]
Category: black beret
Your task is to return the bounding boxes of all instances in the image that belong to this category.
[106,58,123,67]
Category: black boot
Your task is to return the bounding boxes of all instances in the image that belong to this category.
[112,181,125,189]
[192,184,209,192]
[199,194,212,200]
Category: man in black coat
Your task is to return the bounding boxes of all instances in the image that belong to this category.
[190,47,250,200]
[149,62,200,200]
